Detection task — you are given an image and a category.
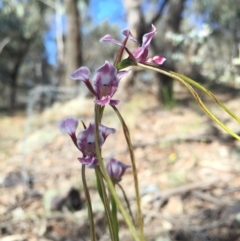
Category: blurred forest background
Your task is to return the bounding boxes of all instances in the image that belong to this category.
[1,0,240,112]
[2,0,240,240]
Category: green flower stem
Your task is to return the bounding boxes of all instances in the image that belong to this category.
[113,34,130,67]
[111,105,145,241]
[95,166,116,241]
[95,168,104,202]
[94,104,141,241]
[110,189,119,241]
[117,183,135,225]
[81,165,96,241]
[171,71,240,123]
[94,105,116,241]
[137,63,240,141]
[99,106,105,121]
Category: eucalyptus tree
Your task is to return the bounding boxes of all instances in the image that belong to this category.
[0,0,50,112]
[191,0,240,86]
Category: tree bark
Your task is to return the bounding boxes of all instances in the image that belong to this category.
[64,0,82,87]
[123,0,146,42]
[156,0,186,104]
[8,37,35,113]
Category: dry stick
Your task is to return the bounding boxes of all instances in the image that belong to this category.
[150,177,232,206]
[191,190,226,206]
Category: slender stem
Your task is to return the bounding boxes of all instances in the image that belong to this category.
[170,71,240,123]
[94,104,116,241]
[94,104,140,241]
[113,34,130,67]
[111,105,145,240]
[136,62,240,141]
[99,106,105,121]
[111,189,119,241]
[81,165,96,241]
[95,168,104,202]
[117,183,135,226]
[95,166,116,241]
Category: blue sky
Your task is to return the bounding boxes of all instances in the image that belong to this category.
[90,0,125,26]
[45,0,126,65]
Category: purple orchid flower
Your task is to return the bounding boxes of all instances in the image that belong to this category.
[59,117,116,168]
[58,117,79,146]
[106,158,130,183]
[70,61,130,106]
[100,24,166,65]
[77,122,116,168]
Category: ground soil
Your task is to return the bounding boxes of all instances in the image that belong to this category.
[1,89,240,241]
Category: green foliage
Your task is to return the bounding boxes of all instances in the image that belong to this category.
[176,1,239,85]
[0,0,51,109]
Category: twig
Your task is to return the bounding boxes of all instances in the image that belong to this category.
[150,177,231,207]
[191,190,225,206]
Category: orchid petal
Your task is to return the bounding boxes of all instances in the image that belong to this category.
[99,123,116,144]
[132,47,148,61]
[58,117,78,136]
[100,24,166,66]
[152,55,166,65]
[92,61,118,91]
[78,156,98,168]
[92,61,121,105]
[117,70,131,80]
[77,123,95,155]
[122,29,139,44]
[95,96,111,106]
[77,122,115,155]
[100,34,123,46]
[106,158,130,183]
[146,55,166,65]
[142,24,156,47]
[109,99,120,105]
[70,67,90,82]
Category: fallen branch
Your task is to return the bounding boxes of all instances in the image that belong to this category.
[150,177,231,208]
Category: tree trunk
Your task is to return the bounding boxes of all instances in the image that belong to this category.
[122,0,185,104]
[64,0,82,87]
[156,0,186,104]
[9,63,19,113]
[9,39,33,113]
[119,0,146,100]
[123,0,146,42]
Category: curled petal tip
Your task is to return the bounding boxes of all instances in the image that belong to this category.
[153,56,166,65]
[99,34,123,46]
[58,117,79,135]
[146,55,166,65]
[70,66,90,81]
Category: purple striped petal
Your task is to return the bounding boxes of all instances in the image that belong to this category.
[58,117,78,136]
[142,24,156,47]
[106,158,130,183]
[78,156,98,168]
